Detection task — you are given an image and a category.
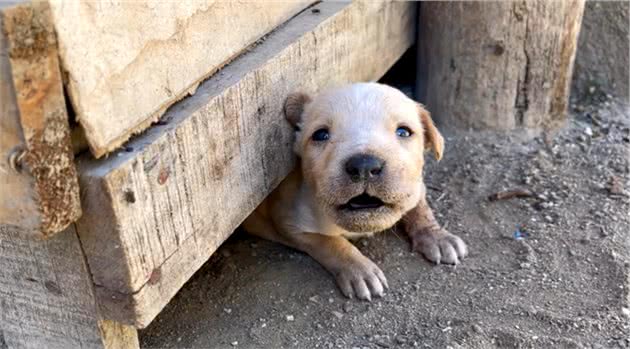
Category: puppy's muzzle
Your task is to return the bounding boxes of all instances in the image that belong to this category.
[344,154,385,183]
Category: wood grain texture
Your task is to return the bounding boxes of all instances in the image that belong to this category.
[0,1,81,237]
[98,320,139,349]
[76,0,416,327]
[417,0,585,131]
[48,0,312,158]
[0,225,138,349]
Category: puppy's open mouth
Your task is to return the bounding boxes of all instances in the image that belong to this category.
[339,193,385,211]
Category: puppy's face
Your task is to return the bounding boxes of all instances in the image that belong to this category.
[286,83,444,233]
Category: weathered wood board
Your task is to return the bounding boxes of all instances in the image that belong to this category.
[76,0,416,327]
[48,0,313,158]
[0,225,139,349]
[0,1,81,238]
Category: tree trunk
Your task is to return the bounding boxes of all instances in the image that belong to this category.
[417,1,585,132]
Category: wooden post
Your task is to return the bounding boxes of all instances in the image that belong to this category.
[417,1,585,131]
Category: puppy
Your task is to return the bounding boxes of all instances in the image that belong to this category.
[243,82,467,300]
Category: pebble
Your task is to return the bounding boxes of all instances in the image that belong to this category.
[286,315,295,322]
[584,127,593,137]
[520,262,531,269]
[224,308,232,314]
[343,302,353,313]
[472,324,482,333]
[332,311,344,319]
[231,341,238,346]
[622,308,630,318]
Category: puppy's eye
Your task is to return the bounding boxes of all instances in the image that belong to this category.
[396,126,413,138]
[311,128,330,142]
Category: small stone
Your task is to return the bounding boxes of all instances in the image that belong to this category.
[328,298,334,303]
[544,215,554,223]
[309,296,319,303]
[286,315,295,321]
[472,324,482,333]
[519,262,531,269]
[224,308,232,314]
[231,341,238,346]
[608,176,624,195]
[584,127,593,137]
[622,308,630,318]
[332,311,344,319]
[343,302,353,313]
[589,86,596,94]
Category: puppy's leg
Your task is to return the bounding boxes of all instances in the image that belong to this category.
[402,198,468,264]
[244,207,387,300]
[289,233,388,301]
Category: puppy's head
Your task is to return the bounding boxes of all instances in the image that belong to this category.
[285,83,443,233]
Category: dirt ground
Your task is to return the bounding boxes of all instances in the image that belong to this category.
[138,93,629,349]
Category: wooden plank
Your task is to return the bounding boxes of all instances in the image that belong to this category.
[0,225,138,349]
[0,1,81,238]
[76,0,416,327]
[48,0,313,158]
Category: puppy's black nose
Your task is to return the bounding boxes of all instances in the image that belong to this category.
[345,154,385,182]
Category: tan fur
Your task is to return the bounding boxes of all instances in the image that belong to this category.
[243,83,467,301]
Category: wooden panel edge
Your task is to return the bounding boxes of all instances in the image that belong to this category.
[1,1,81,237]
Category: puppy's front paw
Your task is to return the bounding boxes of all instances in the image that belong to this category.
[411,228,467,265]
[333,256,388,301]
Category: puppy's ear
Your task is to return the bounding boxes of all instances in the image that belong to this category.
[417,103,444,161]
[284,92,311,130]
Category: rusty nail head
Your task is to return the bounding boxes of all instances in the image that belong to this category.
[158,167,170,185]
